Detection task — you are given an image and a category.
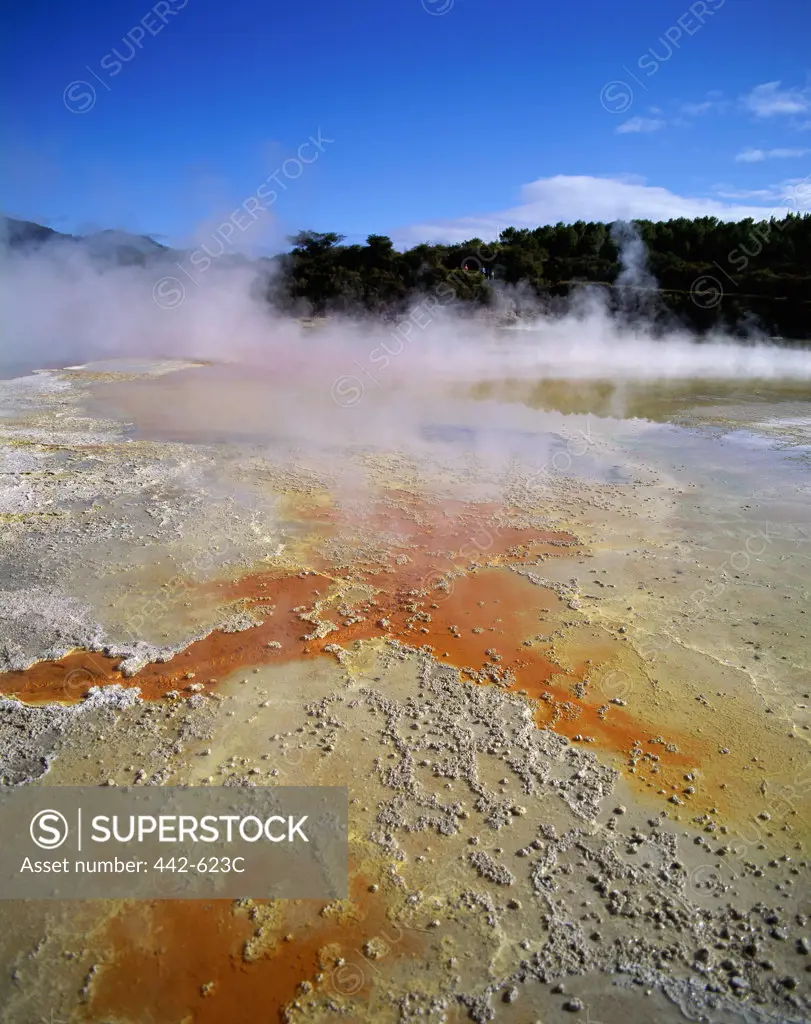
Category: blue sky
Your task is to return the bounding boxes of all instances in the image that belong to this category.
[2,0,810,250]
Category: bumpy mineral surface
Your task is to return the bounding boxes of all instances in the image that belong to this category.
[0,361,808,1024]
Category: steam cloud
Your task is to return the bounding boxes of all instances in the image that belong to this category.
[2,219,811,393]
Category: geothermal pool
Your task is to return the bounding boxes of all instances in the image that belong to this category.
[0,355,809,1024]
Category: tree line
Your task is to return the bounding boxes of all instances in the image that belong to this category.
[268,214,811,341]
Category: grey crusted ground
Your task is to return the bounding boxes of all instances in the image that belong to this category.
[0,363,808,1024]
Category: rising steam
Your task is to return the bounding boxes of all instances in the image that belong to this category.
[2,219,811,393]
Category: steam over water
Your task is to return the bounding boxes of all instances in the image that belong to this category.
[3,221,811,389]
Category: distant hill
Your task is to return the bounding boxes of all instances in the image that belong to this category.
[80,228,168,265]
[0,217,171,267]
[0,217,270,274]
[0,217,71,248]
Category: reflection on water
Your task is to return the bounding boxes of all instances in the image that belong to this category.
[468,374,811,425]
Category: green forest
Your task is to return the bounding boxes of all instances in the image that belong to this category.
[269,214,811,340]
[4,212,810,340]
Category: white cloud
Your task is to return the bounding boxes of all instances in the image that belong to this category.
[735,147,810,163]
[735,149,765,163]
[396,175,794,245]
[713,187,783,201]
[679,92,729,117]
[682,101,714,115]
[616,116,665,134]
[743,81,811,118]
